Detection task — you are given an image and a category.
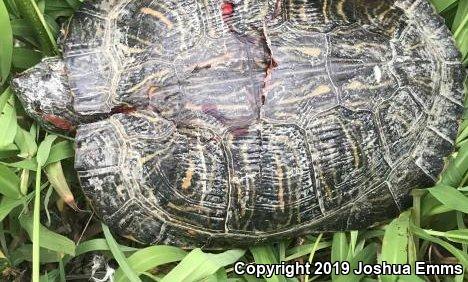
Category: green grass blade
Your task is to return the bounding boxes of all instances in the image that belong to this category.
[334,243,377,282]
[75,238,139,257]
[202,269,228,282]
[331,232,349,281]
[453,11,468,39]
[10,244,62,265]
[0,163,20,198]
[14,127,37,159]
[0,89,17,149]
[13,0,58,56]
[162,248,245,282]
[0,0,13,86]
[424,229,468,244]
[331,232,349,261]
[0,86,12,112]
[410,223,468,266]
[439,144,468,186]
[36,135,57,167]
[430,0,458,13]
[114,245,187,282]
[32,165,41,282]
[349,231,358,257]
[452,0,468,32]
[428,185,468,214]
[380,211,410,282]
[12,47,42,70]
[45,140,74,165]
[284,241,331,261]
[19,212,75,256]
[101,223,141,282]
[250,245,286,282]
[0,194,30,221]
[305,233,323,282]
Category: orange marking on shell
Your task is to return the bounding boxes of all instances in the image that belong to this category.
[148,86,159,98]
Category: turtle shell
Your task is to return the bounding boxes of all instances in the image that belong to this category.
[66,0,465,247]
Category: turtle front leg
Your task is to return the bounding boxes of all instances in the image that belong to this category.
[12,57,84,132]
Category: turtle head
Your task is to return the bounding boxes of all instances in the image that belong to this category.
[12,57,78,132]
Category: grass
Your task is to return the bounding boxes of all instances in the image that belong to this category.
[0,0,467,281]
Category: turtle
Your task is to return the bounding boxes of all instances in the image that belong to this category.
[11,0,466,248]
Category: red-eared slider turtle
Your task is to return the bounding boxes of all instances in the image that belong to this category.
[12,0,465,247]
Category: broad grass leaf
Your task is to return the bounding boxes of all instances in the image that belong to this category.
[102,223,141,282]
[44,0,77,19]
[428,185,468,214]
[410,223,468,266]
[456,27,468,61]
[243,274,266,282]
[421,192,450,218]
[45,140,74,165]
[0,0,13,86]
[0,163,20,198]
[19,213,75,255]
[437,229,468,244]
[14,0,58,56]
[250,245,287,282]
[75,238,138,256]
[12,47,42,70]
[114,245,187,282]
[10,18,39,47]
[284,241,331,261]
[0,147,19,159]
[381,211,410,264]
[36,134,57,167]
[395,274,425,282]
[452,0,468,33]
[331,232,349,281]
[0,90,17,148]
[331,232,349,261]
[14,127,37,158]
[199,268,228,282]
[61,238,138,266]
[380,211,411,282]
[39,269,59,282]
[1,159,37,170]
[0,86,11,113]
[349,231,358,256]
[430,0,458,13]
[3,0,18,17]
[439,144,468,187]
[0,194,30,221]
[162,248,245,282]
[10,244,61,264]
[334,243,377,282]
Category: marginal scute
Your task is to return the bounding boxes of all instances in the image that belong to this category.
[64,0,465,247]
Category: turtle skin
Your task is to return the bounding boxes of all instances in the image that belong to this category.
[62,0,465,247]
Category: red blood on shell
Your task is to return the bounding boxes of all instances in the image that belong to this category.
[111,105,137,114]
[221,2,234,16]
[43,114,73,131]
